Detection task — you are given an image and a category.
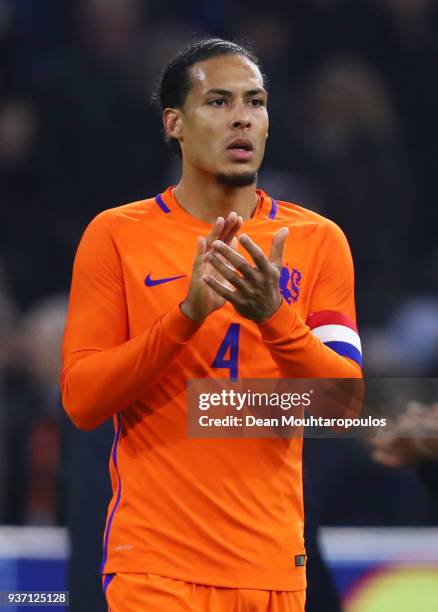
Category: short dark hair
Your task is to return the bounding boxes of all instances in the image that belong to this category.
[152,38,264,156]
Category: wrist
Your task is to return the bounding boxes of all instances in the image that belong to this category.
[256,295,283,324]
[180,300,206,325]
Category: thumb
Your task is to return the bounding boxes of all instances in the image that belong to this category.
[270,227,289,269]
[192,236,206,278]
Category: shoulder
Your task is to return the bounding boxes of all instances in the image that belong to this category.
[273,198,348,243]
[74,196,163,259]
[81,197,166,252]
[82,195,162,240]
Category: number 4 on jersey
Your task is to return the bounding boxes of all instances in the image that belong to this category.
[211,323,240,380]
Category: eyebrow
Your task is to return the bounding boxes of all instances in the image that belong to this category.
[204,88,267,97]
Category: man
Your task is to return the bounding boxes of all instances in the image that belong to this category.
[61,38,362,612]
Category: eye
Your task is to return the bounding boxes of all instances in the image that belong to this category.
[208,98,227,107]
[249,98,265,107]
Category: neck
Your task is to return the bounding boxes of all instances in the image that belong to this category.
[173,166,258,223]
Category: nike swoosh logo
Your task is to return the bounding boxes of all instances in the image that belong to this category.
[145,273,187,287]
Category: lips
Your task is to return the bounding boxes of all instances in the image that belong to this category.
[226,138,254,161]
[227,138,254,152]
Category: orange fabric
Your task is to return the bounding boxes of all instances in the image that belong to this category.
[104,572,306,612]
[61,187,362,591]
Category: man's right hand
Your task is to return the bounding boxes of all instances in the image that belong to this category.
[181,212,242,323]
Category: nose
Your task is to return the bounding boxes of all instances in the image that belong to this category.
[231,103,251,129]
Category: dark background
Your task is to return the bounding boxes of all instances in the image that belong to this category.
[0,0,437,534]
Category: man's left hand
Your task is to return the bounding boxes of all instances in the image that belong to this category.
[202,227,289,323]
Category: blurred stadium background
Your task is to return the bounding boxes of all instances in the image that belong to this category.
[0,0,437,610]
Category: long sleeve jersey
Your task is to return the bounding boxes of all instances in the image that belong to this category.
[61,187,362,591]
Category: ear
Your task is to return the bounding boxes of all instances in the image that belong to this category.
[163,108,184,142]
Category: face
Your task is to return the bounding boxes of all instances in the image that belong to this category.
[164,54,269,187]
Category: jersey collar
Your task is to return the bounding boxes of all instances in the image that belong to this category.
[155,186,278,229]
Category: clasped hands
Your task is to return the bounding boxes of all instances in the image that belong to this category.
[181,211,289,324]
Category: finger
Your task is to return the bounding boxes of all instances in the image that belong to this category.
[206,252,248,292]
[406,401,426,416]
[230,236,238,251]
[238,234,270,272]
[198,235,207,255]
[212,240,256,280]
[220,212,241,245]
[202,274,238,305]
[369,436,395,450]
[270,227,289,269]
[191,236,207,279]
[219,211,237,241]
[372,448,404,467]
[206,217,225,249]
[397,413,423,436]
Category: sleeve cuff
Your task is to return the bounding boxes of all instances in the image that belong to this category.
[257,299,300,342]
[161,304,202,343]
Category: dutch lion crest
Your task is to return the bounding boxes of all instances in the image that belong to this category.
[279,265,302,304]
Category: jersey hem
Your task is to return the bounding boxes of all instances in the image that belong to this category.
[101,559,306,592]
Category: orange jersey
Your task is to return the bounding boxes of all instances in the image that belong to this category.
[61,187,362,591]
[103,572,306,611]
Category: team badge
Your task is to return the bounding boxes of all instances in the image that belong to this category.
[279,265,302,304]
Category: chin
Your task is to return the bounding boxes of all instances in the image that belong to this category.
[215,170,257,188]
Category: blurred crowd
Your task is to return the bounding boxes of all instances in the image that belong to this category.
[0,0,437,528]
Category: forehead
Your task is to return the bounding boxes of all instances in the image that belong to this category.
[188,54,264,96]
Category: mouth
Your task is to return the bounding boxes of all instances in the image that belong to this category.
[226,138,254,162]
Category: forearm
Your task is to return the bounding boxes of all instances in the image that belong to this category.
[258,301,362,378]
[61,306,200,431]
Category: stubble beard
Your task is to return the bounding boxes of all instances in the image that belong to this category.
[215,171,257,188]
